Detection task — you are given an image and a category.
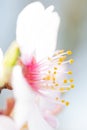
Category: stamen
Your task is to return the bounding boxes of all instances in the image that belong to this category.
[59,50,65,54]
[45,75,51,80]
[67,50,72,55]
[58,56,66,62]
[69,79,74,82]
[55,97,70,106]
[54,67,58,70]
[61,99,65,103]
[63,79,68,83]
[23,50,74,107]
[61,99,70,106]
[54,71,57,75]
[59,87,65,92]
[67,71,72,74]
[65,101,70,106]
[53,50,64,56]
[69,59,74,64]
[70,84,75,89]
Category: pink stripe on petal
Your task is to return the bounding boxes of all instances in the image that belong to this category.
[22,57,41,91]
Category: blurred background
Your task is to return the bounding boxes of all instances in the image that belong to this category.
[0,0,87,130]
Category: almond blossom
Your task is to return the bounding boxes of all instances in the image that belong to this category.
[0,2,74,130]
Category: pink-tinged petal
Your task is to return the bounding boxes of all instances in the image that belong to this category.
[0,116,19,130]
[12,65,37,128]
[22,57,41,91]
[43,111,59,128]
[11,65,55,130]
[27,103,55,130]
[50,104,63,115]
[12,65,38,100]
[16,2,60,62]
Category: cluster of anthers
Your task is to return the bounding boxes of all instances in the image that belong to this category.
[23,49,74,107]
[40,50,74,106]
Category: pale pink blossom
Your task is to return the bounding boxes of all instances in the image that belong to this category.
[0,2,74,130]
[12,2,62,130]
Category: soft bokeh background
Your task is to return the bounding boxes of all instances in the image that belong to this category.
[0,0,87,130]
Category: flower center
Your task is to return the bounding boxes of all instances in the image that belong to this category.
[22,57,41,91]
[22,50,74,106]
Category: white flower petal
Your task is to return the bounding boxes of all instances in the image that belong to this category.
[0,48,4,85]
[27,104,55,130]
[11,65,36,127]
[11,65,55,129]
[0,48,3,63]
[12,65,34,101]
[16,2,60,62]
[0,116,19,130]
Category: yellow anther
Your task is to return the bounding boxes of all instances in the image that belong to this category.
[61,99,65,103]
[54,67,58,70]
[46,75,51,80]
[59,87,64,92]
[69,59,74,64]
[52,76,56,81]
[54,71,57,74]
[69,79,74,82]
[59,56,66,62]
[63,79,68,83]
[55,83,59,86]
[65,101,70,106]
[21,123,28,130]
[59,58,63,62]
[56,97,59,100]
[70,84,75,88]
[68,71,72,74]
[67,50,72,55]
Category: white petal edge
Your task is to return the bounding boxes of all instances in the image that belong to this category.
[0,48,3,63]
[16,2,60,62]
